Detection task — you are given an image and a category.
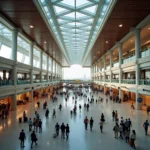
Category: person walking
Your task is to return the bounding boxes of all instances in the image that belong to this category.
[37,101,40,108]
[19,129,26,148]
[66,124,70,140]
[31,131,38,149]
[113,122,119,139]
[28,118,33,132]
[99,120,103,133]
[84,116,89,130]
[45,108,49,119]
[143,120,149,135]
[112,110,115,121]
[61,123,66,139]
[59,104,62,111]
[38,119,42,133]
[90,117,94,131]
[52,109,56,118]
[130,130,136,149]
[125,129,130,143]
[55,123,60,136]
[101,113,105,122]
[79,104,82,112]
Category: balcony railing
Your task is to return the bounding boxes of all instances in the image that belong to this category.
[105,79,110,82]
[141,49,150,58]
[140,79,150,86]
[17,80,30,85]
[121,79,136,84]
[0,80,14,86]
[33,80,41,83]
[112,79,119,83]
[123,56,135,64]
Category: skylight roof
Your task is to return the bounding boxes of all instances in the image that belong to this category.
[37,0,114,64]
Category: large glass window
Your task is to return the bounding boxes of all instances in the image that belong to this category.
[17,36,30,64]
[42,53,47,70]
[63,65,91,80]
[49,57,52,72]
[0,23,12,59]
[33,48,40,68]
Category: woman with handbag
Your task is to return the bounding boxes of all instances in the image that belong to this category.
[130,130,136,149]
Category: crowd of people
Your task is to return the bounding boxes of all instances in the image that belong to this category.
[15,86,150,149]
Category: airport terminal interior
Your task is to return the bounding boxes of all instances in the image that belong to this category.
[0,0,150,150]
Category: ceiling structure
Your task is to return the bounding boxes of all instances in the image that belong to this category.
[85,0,150,66]
[0,0,150,67]
[0,0,69,66]
[34,0,116,65]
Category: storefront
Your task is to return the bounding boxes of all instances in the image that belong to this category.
[122,90,136,102]
[0,97,12,111]
[17,92,30,105]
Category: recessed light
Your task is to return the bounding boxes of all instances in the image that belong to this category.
[119,24,123,27]
[30,25,34,28]
[106,41,108,44]
[148,28,150,30]
[131,40,133,42]
[44,41,46,43]
[98,52,100,53]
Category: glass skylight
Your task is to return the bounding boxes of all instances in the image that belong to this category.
[37,0,113,64]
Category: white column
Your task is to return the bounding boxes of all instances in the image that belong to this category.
[30,42,34,84]
[12,93,17,110]
[47,56,49,81]
[118,43,122,84]
[40,51,43,82]
[104,55,106,82]
[136,91,142,110]
[51,58,53,81]
[119,88,122,100]
[12,29,19,86]
[110,50,112,83]
[30,89,33,102]
[135,29,141,86]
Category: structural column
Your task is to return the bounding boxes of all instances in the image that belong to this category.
[135,29,141,86]
[135,91,142,110]
[134,29,141,109]
[40,51,43,82]
[12,93,17,110]
[119,88,122,100]
[12,29,19,87]
[30,42,34,84]
[103,55,106,82]
[109,50,112,83]
[118,43,122,84]
[47,56,49,81]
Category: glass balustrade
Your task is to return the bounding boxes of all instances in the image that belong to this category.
[112,79,119,83]
[0,80,14,86]
[113,62,119,67]
[121,79,136,84]
[140,79,150,86]
[141,49,150,58]
[123,56,135,64]
[105,79,110,82]
[17,80,30,85]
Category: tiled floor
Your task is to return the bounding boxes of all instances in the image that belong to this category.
[0,89,150,150]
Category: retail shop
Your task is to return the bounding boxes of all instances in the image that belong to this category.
[16,92,30,105]
[122,90,136,102]
[0,96,12,111]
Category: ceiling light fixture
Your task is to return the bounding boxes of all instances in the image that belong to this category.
[119,24,123,27]
[106,41,108,44]
[30,25,34,28]
[44,41,46,43]
[148,28,150,30]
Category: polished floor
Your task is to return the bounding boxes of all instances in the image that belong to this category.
[0,89,150,150]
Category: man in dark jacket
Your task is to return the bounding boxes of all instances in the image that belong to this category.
[61,123,66,139]
[66,124,70,140]
[19,129,26,148]
[55,123,60,136]
[31,131,37,149]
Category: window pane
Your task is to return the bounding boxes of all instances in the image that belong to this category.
[0,44,12,59]
[24,55,29,64]
[17,52,23,62]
